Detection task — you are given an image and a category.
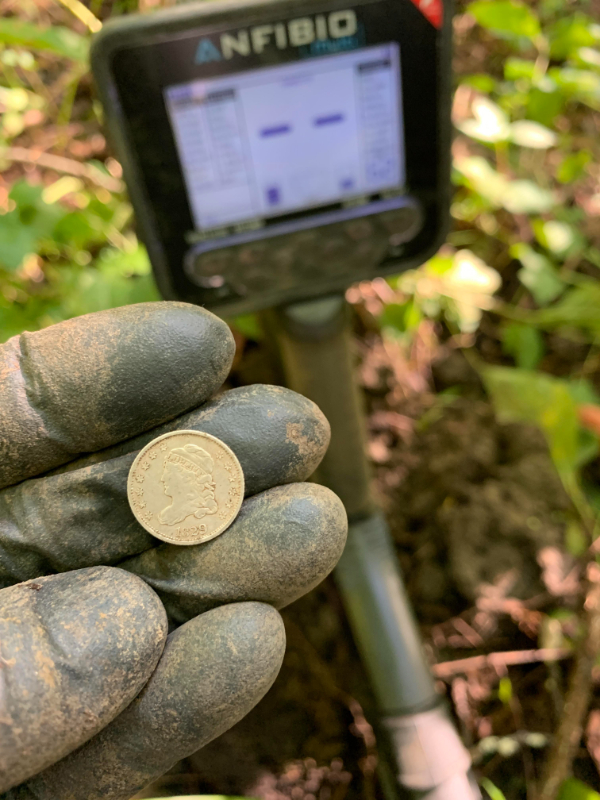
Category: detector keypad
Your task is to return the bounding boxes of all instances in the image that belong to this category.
[185,197,423,300]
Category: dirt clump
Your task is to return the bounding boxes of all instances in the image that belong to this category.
[378,398,571,604]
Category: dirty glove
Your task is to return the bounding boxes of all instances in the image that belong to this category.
[0,302,347,800]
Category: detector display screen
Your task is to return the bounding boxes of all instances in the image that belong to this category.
[164,42,404,232]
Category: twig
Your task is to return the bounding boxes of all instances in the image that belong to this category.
[0,146,124,193]
[503,667,537,800]
[452,616,485,648]
[54,0,102,32]
[433,648,571,679]
[536,576,600,799]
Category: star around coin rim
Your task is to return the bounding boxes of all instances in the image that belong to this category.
[127,429,245,546]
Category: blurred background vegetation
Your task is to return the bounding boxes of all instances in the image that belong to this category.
[3,0,600,798]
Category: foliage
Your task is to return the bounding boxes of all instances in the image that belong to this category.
[382,249,502,335]
[370,2,600,793]
[481,366,598,491]
[0,175,157,339]
[468,0,541,42]
[454,1,600,519]
[558,779,600,800]
[500,320,545,368]
[0,0,154,341]
[481,778,508,800]
[443,0,600,348]
[376,0,600,504]
[0,18,88,61]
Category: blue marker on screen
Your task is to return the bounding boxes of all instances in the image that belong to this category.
[266,187,281,206]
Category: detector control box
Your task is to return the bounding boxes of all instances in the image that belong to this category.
[92,0,451,315]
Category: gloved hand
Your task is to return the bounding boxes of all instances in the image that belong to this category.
[0,302,347,800]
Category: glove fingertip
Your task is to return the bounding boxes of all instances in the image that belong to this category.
[21,602,285,800]
[0,566,167,795]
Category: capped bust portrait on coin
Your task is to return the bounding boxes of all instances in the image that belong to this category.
[127,430,244,545]
[160,443,218,525]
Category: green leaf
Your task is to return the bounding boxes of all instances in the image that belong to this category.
[424,254,455,275]
[501,180,554,214]
[59,245,159,318]
[510,120,557,148]
[231,313,263,341]
[566,379,600,470]
[482,366,580,479]
[458,97,510,143]
[511,243,566,305]
[53,211,101,252]
[549,67,600,109]
[380,301,409,331]
[501,322,545,368]
[0,181,67,271]
[455,156,554,214]
[504,57,536,80]
[468,0,541,42]
[565,519,588,555]
[557,150,592,183]
[567,378,600,406]
[557,778,600,800]
[460,73,497,92]
[0,220,39,272]
[1,48,36,69]
[584,482,600,519]
[63,269,159,316]
[548,15,599,60]
[379,300,423,332]
[96,243,152,276]
[578,48,600,68]
[532,281,600,333]
[533,219,581,256]
[498,676,513,704]
[0,18,88,62]
[480,779,507,800]
[0,87,32,112]
[527,86,565,127]
[576,429,599,470]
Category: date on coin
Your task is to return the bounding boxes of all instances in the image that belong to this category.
[127,430,244,545]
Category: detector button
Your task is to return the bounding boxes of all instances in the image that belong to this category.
[380,204,423,244]
[344,219,375,241]
[189,250,233,291]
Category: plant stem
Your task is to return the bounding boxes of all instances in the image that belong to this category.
[54,0,102,32]
[495,141,510,175]
[0,146,123,192]
[55,67,86,152]
[536,576,600,799]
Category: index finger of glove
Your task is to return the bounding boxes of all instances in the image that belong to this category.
[0,302,235,489]
[0,386,330,587]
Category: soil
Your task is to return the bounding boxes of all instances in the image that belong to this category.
[136,321,600,800]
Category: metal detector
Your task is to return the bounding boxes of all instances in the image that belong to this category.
[91,1,481,795]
